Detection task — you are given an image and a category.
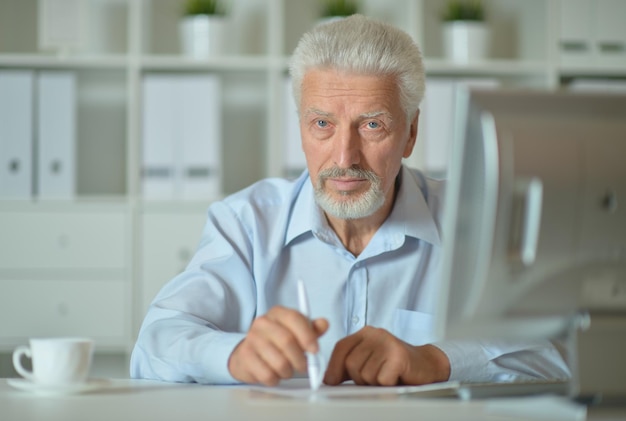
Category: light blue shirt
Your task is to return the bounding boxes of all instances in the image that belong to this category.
[131,166,569,384]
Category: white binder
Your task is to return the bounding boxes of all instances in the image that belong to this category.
[178,74,222,200]
[142,73,222,200]
[37,71,76,199]
[283,77,306,178]
[557,0,592,65]
[142,74,177,199]
[594,0,626,65]
[0,71,34,199]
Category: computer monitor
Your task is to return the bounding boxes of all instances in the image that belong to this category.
[436,89,626,341]
[435,88,626,400]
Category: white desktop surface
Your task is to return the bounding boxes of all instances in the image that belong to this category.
[2,377,614,421]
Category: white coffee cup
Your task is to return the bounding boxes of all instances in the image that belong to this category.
[12,337,95,385]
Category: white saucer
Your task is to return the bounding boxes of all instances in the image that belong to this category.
[7,378,110,396]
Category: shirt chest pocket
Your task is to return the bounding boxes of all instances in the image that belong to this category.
[391,309,437,346]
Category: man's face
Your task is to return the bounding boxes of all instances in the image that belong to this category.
[299,68,418,220]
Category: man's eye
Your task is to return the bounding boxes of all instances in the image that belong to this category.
[367,121,380,129]
[316,120,329,128]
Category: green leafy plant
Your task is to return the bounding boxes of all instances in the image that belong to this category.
[441,0,485,22]
[321,0,359,18]
[183,0,225,16]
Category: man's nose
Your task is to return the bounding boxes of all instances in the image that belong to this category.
[333,126,361,169]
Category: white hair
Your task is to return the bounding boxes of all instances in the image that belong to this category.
[289,14,425,119]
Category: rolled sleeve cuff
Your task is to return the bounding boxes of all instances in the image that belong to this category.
[132,328,247,385]
[432,339,570,383]
[432,340,492,382]
[195,332,247,384]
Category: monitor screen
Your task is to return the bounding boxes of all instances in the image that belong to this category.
[436,89,626,341]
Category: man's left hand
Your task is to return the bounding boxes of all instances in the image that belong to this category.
[323,326,451,386]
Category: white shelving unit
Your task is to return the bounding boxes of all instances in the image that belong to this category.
[0,0,624,375]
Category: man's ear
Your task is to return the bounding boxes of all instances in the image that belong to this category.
[403,110,420,158]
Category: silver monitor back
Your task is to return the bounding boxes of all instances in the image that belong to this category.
[436,89,626,341]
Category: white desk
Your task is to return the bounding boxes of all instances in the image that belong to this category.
[1,378,622,421]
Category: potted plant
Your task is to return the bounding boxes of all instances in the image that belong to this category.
[180,0,227,58]
[441,0,489,63]
[318,0,359,25]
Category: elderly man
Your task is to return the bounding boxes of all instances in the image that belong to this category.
[131,15,569,386]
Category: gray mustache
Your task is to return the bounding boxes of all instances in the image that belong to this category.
[318,167,380,183]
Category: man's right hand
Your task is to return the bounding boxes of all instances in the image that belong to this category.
[228,306,329,386]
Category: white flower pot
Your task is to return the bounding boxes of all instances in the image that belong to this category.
[180,15,227,58]
[443,21,489,63]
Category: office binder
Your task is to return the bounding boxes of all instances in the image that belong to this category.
[0,71,34,199]
[142,73,222,200]
[558,0,626,66]
[142,74,177,199]
[178,74,221,200]
[37,71,76,199]
[557,0,592,65]
[593,0,626,65]
[283,77,306,178]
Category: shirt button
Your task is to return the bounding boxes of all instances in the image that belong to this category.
[351,316,360,325]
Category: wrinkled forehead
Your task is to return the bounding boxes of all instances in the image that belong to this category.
[302,65,399,86]
[300,68,403,111]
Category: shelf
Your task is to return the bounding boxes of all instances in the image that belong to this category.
[139,54,270,71]
[0,53,128,69]
[558,63,626,78]
[0,198,130,212]
[139,200,216,213]
[424,58,549,77]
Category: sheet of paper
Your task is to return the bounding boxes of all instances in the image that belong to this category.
[247,378,460,400]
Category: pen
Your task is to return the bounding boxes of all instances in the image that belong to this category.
[296,279,323,391]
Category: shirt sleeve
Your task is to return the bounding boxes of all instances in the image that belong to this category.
[130,201,257,384]
[432,339,571,383]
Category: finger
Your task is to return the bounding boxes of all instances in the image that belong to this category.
[312,318,329,338]
[376,358,404,386]
[266,307,319,353]
[253,337,295,381]
[374,339,415,386]
[247,351,281,386]
[229,339,281,386]
[359,331,405,385]
[340,327,384,385]
[343,344,374,385]
[357,348,388,385]
[323,333,363,385]
[355,334,404,385]
[252,314,307,373]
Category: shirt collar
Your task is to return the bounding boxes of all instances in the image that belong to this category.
[285,166,441,247]
[285,171,317,245]
[389,165,441,246]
